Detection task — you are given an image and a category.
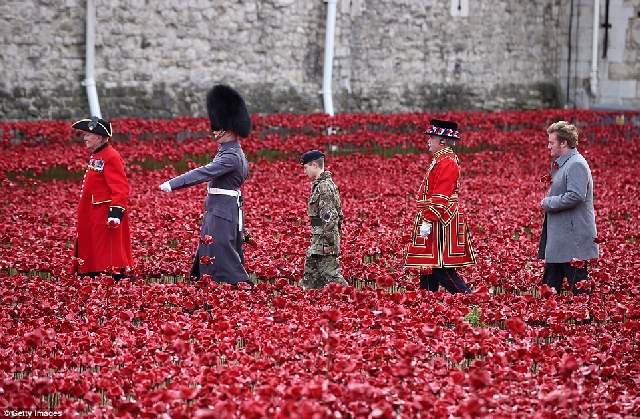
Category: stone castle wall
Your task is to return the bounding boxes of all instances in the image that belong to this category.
[1,0,634,120]
[559,0,640,109]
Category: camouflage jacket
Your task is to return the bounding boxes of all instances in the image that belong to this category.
[307,171,344,255]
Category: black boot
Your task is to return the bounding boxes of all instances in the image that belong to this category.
[419,274,439,291]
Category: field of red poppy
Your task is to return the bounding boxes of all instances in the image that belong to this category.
[1,110,639,417]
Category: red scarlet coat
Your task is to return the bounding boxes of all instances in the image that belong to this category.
[405,147,476,268]
[73,143,133,274]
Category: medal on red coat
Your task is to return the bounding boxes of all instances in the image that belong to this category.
[88,159,105,172]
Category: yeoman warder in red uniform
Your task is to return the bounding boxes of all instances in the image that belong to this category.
[405,119,476,293]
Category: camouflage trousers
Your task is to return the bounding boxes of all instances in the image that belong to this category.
[301,254,348,289]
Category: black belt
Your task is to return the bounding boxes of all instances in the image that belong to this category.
[310,216,323,227]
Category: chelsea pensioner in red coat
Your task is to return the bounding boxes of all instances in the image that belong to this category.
[71,117,133,276]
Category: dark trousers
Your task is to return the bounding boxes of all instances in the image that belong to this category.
[81,271,128,281]
[420,268,470,294]
[542,262,590,295]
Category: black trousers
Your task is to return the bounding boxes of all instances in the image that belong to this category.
[81,271,128,281]
[542,262,590,295]
[420,268,470,294]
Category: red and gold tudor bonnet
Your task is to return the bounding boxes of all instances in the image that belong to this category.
[426,119,461,140]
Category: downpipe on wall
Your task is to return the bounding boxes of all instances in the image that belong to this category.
[565,0,574,107]
[322,0,337,118]
[590,0,599,98]
[83,0,102,118]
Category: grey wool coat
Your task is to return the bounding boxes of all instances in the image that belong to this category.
[168,140,250,284]
[538,148,599,263]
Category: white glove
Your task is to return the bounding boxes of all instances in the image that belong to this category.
[159,182,172,192]
[107,217,121,226]
[419,221,432,238]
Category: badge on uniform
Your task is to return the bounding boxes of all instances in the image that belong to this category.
[88,159,105,172]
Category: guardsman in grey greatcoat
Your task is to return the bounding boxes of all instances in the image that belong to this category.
[159,85,251,285]
[538,121,599,294]
[300,150,349,289]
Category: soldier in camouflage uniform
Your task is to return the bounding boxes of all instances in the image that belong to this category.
[300,150,349,289]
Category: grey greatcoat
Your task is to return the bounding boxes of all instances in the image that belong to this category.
[168,140,250,284]
[538,148,599,263]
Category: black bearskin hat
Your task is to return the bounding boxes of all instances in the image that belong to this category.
[206,85,251,138]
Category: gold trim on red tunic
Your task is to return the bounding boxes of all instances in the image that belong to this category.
[91,195,112,205]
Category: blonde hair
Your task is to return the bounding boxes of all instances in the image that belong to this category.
[547,121,579,148]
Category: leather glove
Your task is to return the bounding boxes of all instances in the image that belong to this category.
[419,221,432,238]
[107,217,121,228]
[159,181,172,192]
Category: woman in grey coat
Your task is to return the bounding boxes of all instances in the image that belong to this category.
[538,121,599,294]
[160,85,251,285]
